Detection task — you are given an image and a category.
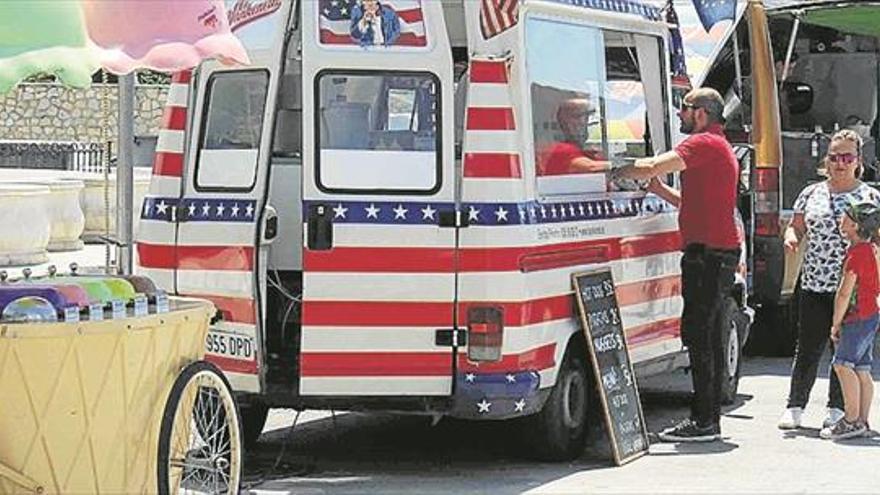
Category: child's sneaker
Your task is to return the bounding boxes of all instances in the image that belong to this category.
[820,419,866,440]
[861,421,872,438]
[778,407,803,429]
[822,408,845,428]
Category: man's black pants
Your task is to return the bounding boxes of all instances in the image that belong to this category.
[786,289,843,410]
[680,244,740,428]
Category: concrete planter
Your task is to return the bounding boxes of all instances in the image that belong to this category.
[3,179,86,252]
[0,184,51,265]
[74,169,151,242]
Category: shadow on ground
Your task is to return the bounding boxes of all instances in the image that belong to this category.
[241,363,750,494]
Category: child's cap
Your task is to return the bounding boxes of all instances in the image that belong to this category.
[845,200,880,240]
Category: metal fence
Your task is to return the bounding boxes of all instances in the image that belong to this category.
[0,141,108,173]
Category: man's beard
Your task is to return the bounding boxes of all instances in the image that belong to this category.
[679,118,694,134]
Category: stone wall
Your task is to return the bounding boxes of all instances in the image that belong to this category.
[0,83,169,147]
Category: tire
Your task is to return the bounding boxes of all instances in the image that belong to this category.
[720,297,749,405]
[240,402,269,449]
[524,348,589,461]
[157,361,242,495]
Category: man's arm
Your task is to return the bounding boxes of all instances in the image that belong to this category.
[613,150,686,181]
[569,156,610,173]
[645,176,681,207]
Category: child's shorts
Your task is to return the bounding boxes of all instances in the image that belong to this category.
[833,314,880,372]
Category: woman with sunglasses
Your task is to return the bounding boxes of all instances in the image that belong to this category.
[778,129,880,430]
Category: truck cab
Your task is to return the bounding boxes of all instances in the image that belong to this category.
[136,0,751,460]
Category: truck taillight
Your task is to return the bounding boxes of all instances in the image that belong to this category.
[755,212,780,236]
[467,306,503,362]
[754,167,780,236]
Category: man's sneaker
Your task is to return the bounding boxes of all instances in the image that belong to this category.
[822,408,845,429]
[819,419,866,440]
[778,407,803,430]
[658,419,720,443]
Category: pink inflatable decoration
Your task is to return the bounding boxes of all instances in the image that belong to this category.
[81,0,250,74]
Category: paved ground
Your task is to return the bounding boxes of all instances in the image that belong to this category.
[243,357,880,494]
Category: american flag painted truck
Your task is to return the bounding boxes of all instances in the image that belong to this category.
[136,0,752,460]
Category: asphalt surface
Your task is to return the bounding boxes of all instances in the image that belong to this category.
[242,356,880,494]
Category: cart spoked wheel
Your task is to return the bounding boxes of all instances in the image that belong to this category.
[158,361,242,495]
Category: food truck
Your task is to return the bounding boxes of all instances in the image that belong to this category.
[697,0,880,353]
[135,0,752,460]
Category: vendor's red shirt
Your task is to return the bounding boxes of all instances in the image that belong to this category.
[538,142,603,176]
[674,123,740,250]
[843,242,880,323]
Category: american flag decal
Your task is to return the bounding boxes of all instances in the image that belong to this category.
[480,0,519,40]
[319,0,427,47]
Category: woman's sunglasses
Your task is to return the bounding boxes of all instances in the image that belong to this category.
[827,153,858,164]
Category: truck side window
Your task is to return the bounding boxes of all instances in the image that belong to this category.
[315,71,440,194]
[196,70,269,191]
[525,17,668,198]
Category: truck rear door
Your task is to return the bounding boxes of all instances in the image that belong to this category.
[298,0,458,396]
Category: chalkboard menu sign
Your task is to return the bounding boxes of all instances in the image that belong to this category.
[572,269,649,465]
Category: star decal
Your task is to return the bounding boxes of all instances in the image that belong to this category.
[578,203,585,216]
[421,205,436,221]
[465,373,476,383]
[365,203,380,219]
[201,202,211,217]
[477,399,492,414]
[333,203,348,219]
[514,399,526,413]
[156,200,169,216]
[495,207,509,223]
[245,204,254,217]
[393,204,408,220]
[231,203,240,217]
[216,203,226,217]
[188,202,197,217]
[505,374,516,383]
[468,206,480,222]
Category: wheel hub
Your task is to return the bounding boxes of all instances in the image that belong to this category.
[562,371,586,429]
[727,321,739,377]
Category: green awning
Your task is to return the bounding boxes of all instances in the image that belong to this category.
[804,5,880,38]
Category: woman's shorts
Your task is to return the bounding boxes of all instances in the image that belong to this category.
[833,314,880,372]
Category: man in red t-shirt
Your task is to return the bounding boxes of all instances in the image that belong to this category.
[614,88,740,443]
[537,98,609,176]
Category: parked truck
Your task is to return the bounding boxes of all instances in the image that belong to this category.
[135,0,752,460]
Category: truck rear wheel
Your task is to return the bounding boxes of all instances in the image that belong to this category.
[720,297,750,405]
[524,349,589,461]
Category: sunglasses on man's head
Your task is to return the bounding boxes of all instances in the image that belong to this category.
[679,102,699,112]
[827,153,858,164]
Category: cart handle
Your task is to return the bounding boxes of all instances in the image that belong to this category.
[0,462,43,493]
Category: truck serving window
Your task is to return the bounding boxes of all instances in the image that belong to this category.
[315,71,440,194]
[196,70,269,191]
[526,17,667,198]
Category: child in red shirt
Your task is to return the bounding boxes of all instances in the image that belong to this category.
[822,201,880,440]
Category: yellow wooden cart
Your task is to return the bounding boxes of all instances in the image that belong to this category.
[0,298,242,494]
